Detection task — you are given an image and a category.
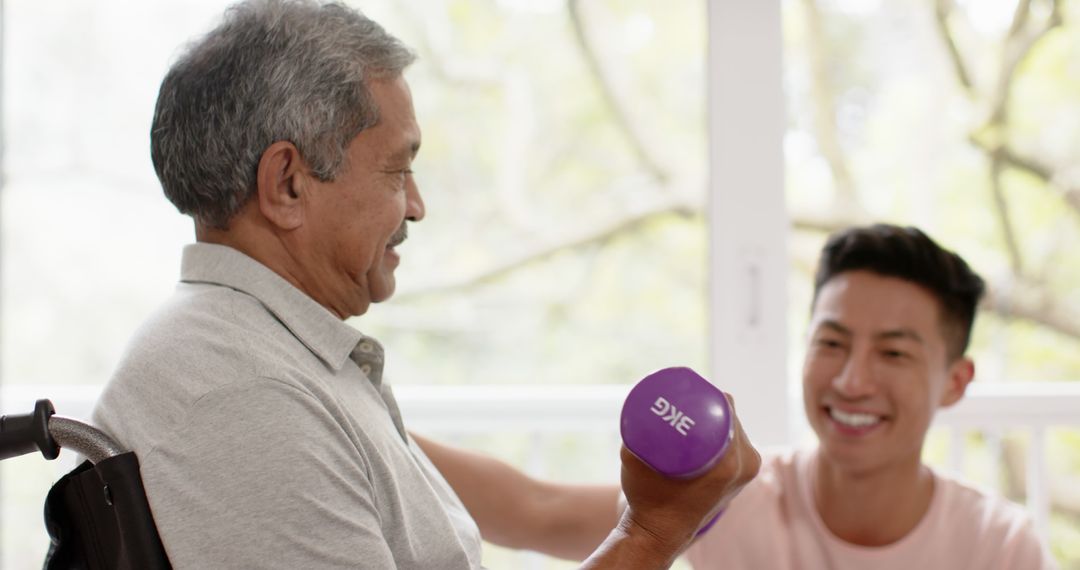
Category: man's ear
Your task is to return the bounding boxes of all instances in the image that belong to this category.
[255,141,309,230]
[939,356,975,408]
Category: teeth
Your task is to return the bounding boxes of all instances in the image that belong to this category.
[829,408,881,428]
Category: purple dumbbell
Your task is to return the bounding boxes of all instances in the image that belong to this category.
[620,366,734,534]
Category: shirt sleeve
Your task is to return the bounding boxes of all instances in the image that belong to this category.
[137,378,396,569]
[996,516,1060,570]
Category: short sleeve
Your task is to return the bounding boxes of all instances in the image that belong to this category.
[138,378,396,569]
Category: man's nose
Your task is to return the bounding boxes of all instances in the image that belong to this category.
[405,176,425,222]
[832,350,876,398]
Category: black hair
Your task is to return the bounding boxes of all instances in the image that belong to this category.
[812,224,986,361]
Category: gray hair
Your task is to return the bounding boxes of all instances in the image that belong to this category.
[150,0,416,229]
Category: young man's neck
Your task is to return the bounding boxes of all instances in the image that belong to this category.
[811,450,935,547]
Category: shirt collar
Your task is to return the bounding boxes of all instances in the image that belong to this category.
[180,242,368,372]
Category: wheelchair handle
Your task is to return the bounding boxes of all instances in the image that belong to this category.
[1,399,58,461]
[50,416,126,464]
[1,399,125,464]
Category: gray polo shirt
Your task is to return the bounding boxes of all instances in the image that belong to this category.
[93,243,484,569]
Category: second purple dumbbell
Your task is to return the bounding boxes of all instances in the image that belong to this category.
[620,366,734,533]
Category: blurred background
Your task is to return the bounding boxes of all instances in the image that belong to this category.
[2,0,1079,568]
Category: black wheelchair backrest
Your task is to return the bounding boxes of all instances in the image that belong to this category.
[1,399,171,570]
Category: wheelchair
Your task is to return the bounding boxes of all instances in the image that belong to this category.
[0,399,170,569]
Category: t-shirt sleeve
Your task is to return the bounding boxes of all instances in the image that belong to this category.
[137,378,396,569]
[996,515,1059,570]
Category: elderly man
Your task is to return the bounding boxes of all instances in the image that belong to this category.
[92,1,758,568]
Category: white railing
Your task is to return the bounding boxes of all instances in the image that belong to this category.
[3,381,1079,546]
[934,382,1080,540]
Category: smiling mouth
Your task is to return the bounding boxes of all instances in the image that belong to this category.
[827,406,884,429]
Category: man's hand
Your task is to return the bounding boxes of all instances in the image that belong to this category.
[582,393,760,569]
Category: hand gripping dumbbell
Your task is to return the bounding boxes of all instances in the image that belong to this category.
[619,366,734,534]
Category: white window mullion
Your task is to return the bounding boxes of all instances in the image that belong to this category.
[707,0,790,447]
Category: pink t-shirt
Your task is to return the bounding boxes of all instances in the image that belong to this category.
[685,449,1057,570]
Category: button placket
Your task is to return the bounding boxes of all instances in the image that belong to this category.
[348,337,405,441]
[350,337,385,385]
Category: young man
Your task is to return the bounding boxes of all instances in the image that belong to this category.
[687,224,1057,569]
[92,1,758,568]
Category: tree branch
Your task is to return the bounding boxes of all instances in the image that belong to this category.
[393,202,1080,342]
[394,199,696,301]
[989,155,1025,275]
[567,0,672,185]
[932,0,975,93]
[1008,0,1035,42]
[389,0,1080,346]
[983,281,1080,340]
[799,0,861,209]
[937,0,1067,281]
[989,0,1062,126]
[968,137,1080,220]
[978,0,1055,278]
